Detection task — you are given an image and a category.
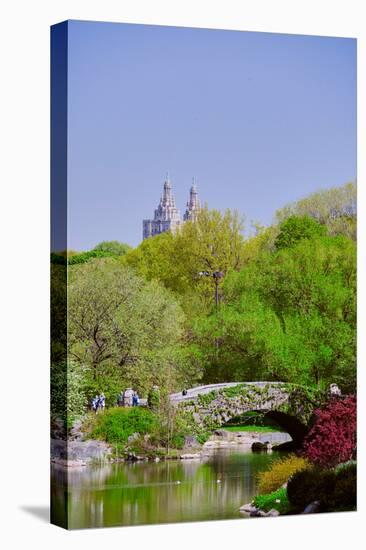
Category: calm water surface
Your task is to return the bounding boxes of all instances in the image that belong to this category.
[52,448,285,529]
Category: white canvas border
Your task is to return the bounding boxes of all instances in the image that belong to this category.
[0,1,364,548]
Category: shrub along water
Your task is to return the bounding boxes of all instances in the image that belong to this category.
[302,395,356,468]
[90,407,158,445]
[257,454,311,494]
[287,462,356,513]
[253,487,290,515]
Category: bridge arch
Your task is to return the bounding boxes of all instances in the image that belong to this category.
[171,382,324,447]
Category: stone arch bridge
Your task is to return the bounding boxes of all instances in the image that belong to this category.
[170,382,325,446]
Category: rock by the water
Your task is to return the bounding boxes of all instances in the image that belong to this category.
[240,502,257,513]
[214,429,232,440]
[272,441,296,452]
[51,438,111,465]
[251,441,271,452]
[250,509,267,517]
[303,501,321,514]
[240,502,280,518]
[266,508,280,517]
[180,453,201,460]
[125,452,138,462]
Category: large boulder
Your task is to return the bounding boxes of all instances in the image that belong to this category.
[266,509,280,517]
[239,502,257,513]
[252,441,271,452]
[303,501,321,514]
[51,438,112,465]
[214,429,231,439]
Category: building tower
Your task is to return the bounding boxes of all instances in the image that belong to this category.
[143,174,182,239]
[184,178,201,222]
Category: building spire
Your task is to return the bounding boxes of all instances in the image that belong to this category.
[184,178,201,222]
[143,175,202,240]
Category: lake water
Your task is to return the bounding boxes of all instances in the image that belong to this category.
[51,447,286,529]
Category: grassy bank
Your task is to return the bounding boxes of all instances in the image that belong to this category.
[223,425,284,433]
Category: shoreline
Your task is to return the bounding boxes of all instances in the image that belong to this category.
[51,430,291,468]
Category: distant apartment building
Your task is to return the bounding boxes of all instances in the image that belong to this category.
[143,175,201,240]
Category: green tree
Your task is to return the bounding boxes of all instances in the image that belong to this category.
[194,235,356,390]
[68,259,187,401]
[123,207,246,315]
[274,215,327,250]
[275,182,356,240]
[93,240,131,256]
[51,360,89,426]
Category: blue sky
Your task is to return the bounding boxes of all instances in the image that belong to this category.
[67,20,356,249]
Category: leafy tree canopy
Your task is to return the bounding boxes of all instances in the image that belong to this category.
[123,207,246,315]
[93,240,131,256]
[67,259,199,403]
[194,235,356,390]
[274,215,327,250]
[276,182,356,240]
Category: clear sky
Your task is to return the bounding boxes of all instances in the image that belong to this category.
[67,20,356,250]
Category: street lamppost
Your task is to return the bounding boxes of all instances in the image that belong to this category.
[199,270,224,352]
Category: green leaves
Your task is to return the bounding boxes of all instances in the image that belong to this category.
[275,181,356,241]
[93,240,131,256]
[68,259,186,398]
[274,215,327,250]
[192,232,356,390]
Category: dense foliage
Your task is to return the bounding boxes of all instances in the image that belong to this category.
[51,250,117,265]
[257,454,310,494]
[303,396,356,467]
[67,259,201,404]
[51,360,89,426]
[194,234,356,388]
[274,215,327,250]
[93,240,131,256]
[275,182,356,240]
[91,407,158,444]
[253,487,290,514]
[287,462,356,512]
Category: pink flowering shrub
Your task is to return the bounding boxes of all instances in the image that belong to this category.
[303,395,356,468]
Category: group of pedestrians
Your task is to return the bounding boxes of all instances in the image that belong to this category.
[91,393,105,414]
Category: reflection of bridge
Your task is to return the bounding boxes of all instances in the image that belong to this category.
[170,382,324,446]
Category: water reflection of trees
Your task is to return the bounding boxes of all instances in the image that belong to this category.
[52,450,282,528]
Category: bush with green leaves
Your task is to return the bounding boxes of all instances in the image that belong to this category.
[91,407,158,444]
[253,487,290,515]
